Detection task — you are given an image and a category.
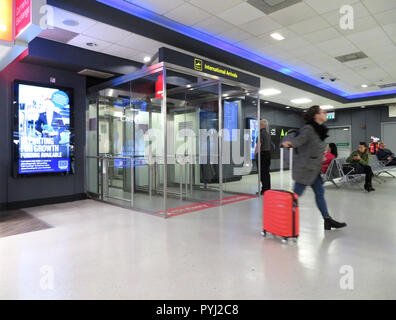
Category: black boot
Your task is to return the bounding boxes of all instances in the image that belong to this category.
[324,217,347,230]
[364,184,375,192]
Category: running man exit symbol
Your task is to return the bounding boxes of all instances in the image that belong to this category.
[194,58,203,71]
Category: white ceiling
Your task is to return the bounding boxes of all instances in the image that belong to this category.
[39,2,396,109]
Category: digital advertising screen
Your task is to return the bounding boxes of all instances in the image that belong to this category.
[223,100,239,141]
[13,81,73,176]
[247,118,259,160]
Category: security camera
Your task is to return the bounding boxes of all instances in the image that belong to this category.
[330,78,336,82]
[320,76,325,80]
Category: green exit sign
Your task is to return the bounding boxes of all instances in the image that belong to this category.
[327,112,335,120]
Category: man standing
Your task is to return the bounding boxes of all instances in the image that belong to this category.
[377,142,396,166]
[255,119,271,195]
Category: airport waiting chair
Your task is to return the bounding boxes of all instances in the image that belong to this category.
[371,156,396,181]
[322,159,343,188]
[334,158,366,189]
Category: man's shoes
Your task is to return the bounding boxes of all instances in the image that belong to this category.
[364,184,375,192]
[324,217,347,230]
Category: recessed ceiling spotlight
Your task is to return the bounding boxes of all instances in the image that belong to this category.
[143,56,151,63]
[62,19,79,27]
[186,84,192,88]
[270,33,285,41]
[361,84,368,88]
[291,98,312,104]
[264,101,269,104]
[86,42,98,47]
[286,106,291,109]
[259,88,281,96]
[361,105,366,108]
[320,105,334,110]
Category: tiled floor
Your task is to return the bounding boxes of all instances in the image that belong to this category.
[1,171,396,299]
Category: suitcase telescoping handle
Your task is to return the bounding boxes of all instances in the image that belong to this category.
[280,147,293,190]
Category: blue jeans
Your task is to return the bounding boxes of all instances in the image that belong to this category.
[293,175,330,219]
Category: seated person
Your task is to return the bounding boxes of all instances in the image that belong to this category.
[322,143,338,174]
[346,142,375,192]
[377,142,396,166]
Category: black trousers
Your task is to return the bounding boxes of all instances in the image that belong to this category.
[385,159,396,166]
[344,163,373,185]
[256,151,271,192]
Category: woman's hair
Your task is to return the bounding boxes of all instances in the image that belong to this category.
[303,105,321,123]
[359,141,368,153]
[328,143,338,158]
[260,119,268,129]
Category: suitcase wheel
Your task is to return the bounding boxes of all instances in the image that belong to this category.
[261,230,267,237]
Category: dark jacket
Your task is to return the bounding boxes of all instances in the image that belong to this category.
[376,148,394,161]
[256,128,271,152]
[286,124,325,185]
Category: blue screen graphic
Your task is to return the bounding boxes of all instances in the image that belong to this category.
[18,84,71,174]
[249,119,259,160]
[224,101,238,141]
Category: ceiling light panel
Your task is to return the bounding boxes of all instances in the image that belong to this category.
[260,88,282,96]
[291,98,312,104]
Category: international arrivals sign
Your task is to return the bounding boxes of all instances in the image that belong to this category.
[159,47,260,88]
[0,0,32,42]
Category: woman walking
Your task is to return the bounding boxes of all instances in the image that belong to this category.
[282,106,347,230]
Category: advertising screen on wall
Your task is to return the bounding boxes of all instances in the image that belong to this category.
[224,100,239,141]
[13,81,74,176]
[246,118,259,160]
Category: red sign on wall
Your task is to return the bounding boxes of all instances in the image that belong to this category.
[155,74,164,99]
[15,0,32,38]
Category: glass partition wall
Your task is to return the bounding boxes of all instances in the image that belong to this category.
[86,62,260,217]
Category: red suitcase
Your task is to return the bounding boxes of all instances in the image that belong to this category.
[262,190,299,241]
[261,147,299,242]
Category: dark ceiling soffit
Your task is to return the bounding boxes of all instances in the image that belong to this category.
[25,37,143,76]
[47,0,396,104]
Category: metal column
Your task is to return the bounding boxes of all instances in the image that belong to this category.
[257,96,261,197]
[218,81,223,204]
[162,67,168,218]
[149,104,153,197]
[130,157,134,207]
[102,157,109,200]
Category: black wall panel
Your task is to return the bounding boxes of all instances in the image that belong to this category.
[0,59,86,208]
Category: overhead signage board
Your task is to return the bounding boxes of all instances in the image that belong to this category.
[159,47,260,88]
[0,0,14,42]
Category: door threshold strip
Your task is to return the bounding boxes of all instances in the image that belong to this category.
[156,194,257,217]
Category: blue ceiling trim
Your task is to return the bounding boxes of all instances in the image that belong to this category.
[97,0,395,100]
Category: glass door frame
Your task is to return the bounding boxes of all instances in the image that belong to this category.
[87,61,261,218]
